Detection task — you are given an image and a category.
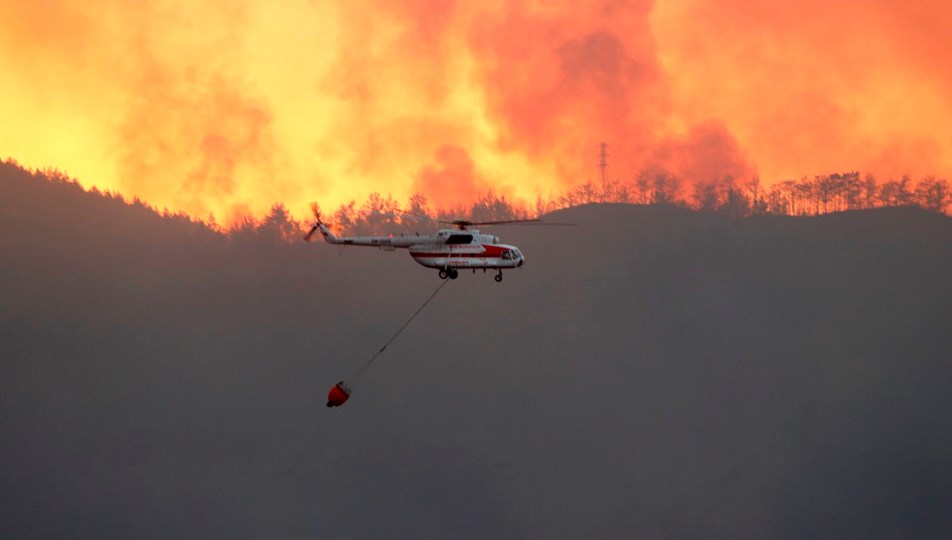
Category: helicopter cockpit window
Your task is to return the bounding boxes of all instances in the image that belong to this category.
[446,234,473,244]
[502,250,513,260]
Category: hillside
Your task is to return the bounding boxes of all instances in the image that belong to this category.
[2,164,952,539]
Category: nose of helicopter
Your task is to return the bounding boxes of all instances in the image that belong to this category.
[517,254,525,267]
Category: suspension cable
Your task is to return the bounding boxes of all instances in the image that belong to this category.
[347,278,450,384]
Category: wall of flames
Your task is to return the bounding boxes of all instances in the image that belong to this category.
[2,0,950,224]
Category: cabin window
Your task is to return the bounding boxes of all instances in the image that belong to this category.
[446,234,473,244]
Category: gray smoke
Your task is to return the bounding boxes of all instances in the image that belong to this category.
[2,164,951,539]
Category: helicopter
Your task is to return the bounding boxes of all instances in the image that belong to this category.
[304,210,563,282]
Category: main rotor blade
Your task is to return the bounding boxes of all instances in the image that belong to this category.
[454,218,541,226]
[393,208,576,228]
[462,219,577,226]
[393,208,457,225]
[510,221,577,226]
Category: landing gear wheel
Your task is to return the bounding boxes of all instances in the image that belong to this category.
[448,268,459,280]
[439,269,448,279]
[494,273,503,282]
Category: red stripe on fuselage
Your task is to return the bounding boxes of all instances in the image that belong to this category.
[410,253,505,259]
[409,244,510,258]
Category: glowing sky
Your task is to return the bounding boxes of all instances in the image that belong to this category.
[2,0,950,223]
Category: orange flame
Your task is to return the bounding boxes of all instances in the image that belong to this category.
[2,0,950,224]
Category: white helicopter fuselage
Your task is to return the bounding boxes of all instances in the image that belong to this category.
[316,224,525,273]
[408,230,525,270]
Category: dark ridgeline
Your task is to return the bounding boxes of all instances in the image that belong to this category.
[2,162,951,539]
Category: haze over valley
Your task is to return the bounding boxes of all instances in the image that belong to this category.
[2,165,951,538]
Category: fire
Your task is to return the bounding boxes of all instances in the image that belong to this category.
[1,0,950,225]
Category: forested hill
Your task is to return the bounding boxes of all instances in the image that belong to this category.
[2,162,952,539]
[0,161,296,241]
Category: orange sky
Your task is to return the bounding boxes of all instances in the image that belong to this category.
[2,0,950,223]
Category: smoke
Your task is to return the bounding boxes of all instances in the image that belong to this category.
[651,0,952,181]
[645,121,753,183]
[414,145,481,210]
[468,3,663,176]
[1,0,949,223]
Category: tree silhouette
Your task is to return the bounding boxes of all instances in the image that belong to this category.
[897,175,915,206]
[879,179,901,207]
[719,175,751,217]
[635,172,651,204]
[766,187,789,215]
[746,177,768,215]
[651,174,682,205]
[693,180,719,212]
[257,203,299,241]
[332,200,357,234]
[916,176,950,213]
[352,192,399,235]
[399,192,432,234]
[470,191,523,222]
[862,174,878,209]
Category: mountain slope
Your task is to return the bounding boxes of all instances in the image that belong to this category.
[2,165,951,539]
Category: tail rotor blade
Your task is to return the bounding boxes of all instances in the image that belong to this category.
[303,223,319,241]
[304,202,325,241]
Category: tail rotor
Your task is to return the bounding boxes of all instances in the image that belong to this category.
[303,202,323,242]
